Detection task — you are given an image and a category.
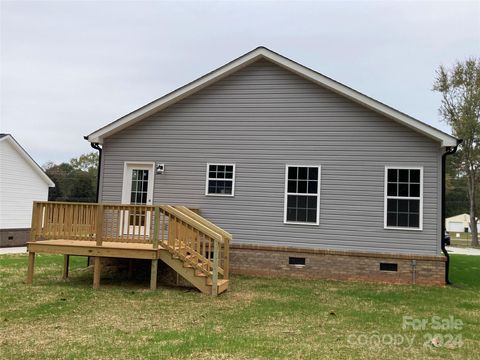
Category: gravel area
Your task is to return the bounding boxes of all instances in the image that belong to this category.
[0,246,27,255]
[446,246,480,256]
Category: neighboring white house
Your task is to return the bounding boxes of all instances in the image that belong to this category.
[0,134,54,246]
[445,213,480,233]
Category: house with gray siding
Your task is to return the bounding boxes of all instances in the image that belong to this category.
[85,47,459,285]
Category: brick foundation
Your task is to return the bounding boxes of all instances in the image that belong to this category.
[230,244,446,286]
[0,228,30,247]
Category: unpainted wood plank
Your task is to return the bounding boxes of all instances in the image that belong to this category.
[96,204,104,246]
[150,259,158,290]
[212,239,219,296]
[93,257,101,289]
[26,252,35,285]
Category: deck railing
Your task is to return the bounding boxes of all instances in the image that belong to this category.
[30,201,231,282]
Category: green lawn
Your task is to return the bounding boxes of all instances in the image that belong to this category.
[0,254,479,359]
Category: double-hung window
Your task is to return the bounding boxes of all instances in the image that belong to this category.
[385,167,423,230]
[284,165,321,225]
[205,164,235,196]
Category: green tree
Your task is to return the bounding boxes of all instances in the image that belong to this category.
[70,152,98,172]
[44,152,98,202]
[70,152,98,194]
[434,58,480,247]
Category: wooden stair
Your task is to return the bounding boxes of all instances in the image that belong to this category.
[158,248,229,295]
[154,206,232,296]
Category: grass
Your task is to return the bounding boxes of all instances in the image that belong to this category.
[0,254,479,359]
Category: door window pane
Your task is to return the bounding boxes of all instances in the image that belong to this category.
[130,169,149,205]
[129,168,149,227]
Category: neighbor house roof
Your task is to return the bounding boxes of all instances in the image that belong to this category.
[446,214,470,223]
[86,47,458,147]
[0,134,55,187]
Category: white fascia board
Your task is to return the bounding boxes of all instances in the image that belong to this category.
[86,47,458,147]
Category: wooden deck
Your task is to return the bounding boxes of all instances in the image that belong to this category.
[26,202,231,296]
[28,240,161,259]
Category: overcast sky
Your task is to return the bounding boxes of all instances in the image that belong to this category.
[1,1,479,165]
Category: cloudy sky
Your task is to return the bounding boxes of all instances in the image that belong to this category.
[1,0,479,165]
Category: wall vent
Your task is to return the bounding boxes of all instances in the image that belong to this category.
[289,257,306,266]
[380,262,398,272]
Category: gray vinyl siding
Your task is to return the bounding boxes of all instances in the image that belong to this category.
[99,59,443,256]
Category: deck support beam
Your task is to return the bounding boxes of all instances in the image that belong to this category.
[150,259,158,290]
[62,255,70,279]
[26,251,35,285]
[93,257,101,289]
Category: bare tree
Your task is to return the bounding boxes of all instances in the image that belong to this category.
[434,58,480,247]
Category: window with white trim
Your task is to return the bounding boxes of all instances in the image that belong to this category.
[206,164,235,196]
[284,165,320,225]
[385,167,423,229]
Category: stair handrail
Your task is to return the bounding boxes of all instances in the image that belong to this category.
[160,205,230,295]
[174,206,232,241]
[173,206,231,285]
[160,205,224,243]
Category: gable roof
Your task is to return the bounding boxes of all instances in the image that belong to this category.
[86,47,458,147]
[446,213,470,222]
[0,134,55,187]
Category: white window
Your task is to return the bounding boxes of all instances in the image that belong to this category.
[205,164,235,196]
[284,165,321,225]
[384,167,423,230]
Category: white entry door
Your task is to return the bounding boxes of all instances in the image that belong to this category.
[121,162,155,237]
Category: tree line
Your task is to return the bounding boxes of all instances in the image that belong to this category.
[44,152,98,203]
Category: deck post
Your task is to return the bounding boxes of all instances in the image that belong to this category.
[150,207,160,290]
[150,260,158,290]
[30,202,38,242]
[153,207,160,250]
[93,257,101,289]
[95,204,104,246]
[26,251,35,285]
[224,239,229,280]
[62,255,70,279]
[211,238,219,296]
